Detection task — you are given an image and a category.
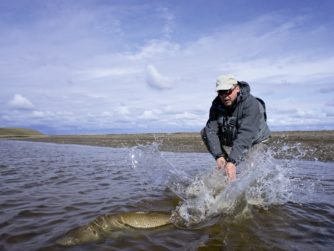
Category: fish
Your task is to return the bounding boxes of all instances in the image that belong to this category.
[56,211,172,246]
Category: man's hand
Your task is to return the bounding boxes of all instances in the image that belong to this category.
[216,157,226,170]
[216,157,237,181]
[225,162,236,181]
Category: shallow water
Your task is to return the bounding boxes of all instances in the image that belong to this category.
[0,140,333,251]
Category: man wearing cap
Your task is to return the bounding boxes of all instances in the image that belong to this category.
[201,74,271,181]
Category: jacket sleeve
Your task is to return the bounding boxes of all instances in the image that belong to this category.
[229,96,261,164]
[204,100,228,159]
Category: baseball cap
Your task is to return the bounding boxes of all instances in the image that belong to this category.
[216,74,238,91]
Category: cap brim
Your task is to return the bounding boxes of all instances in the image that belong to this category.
[216,83,234,91]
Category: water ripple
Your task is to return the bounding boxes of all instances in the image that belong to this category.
[0,140,333,251]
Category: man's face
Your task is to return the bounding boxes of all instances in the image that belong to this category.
[218,85,240,107]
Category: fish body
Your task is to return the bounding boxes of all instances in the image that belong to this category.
[56,211,172,246]
[115,211,172,229]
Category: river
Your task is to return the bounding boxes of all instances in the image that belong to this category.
[0,140,333,250]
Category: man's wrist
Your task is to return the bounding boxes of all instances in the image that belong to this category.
[225,157,236,165]
[215,154,227,160]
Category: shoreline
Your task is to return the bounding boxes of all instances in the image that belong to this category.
[3,130,334,162]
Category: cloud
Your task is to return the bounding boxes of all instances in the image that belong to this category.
[1,2,334,133]
[139,110,159,120]
[325,108,334,117]
[158,7,175,40]
[326,100,334,107]
[125,41,180,61]
[320,86,334,94]
[145,64,172,90]
[76,67,139,79]
[114,105,130,116]
[9,94,35,110]
[31,111,45,118]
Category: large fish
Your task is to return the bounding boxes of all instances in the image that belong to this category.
[56,211,172,246]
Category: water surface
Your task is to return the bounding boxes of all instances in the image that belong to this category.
[0,140,333,250]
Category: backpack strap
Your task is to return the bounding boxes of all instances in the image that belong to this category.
[256,97,267,121]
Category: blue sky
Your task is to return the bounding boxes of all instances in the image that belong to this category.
[1,0,334,134]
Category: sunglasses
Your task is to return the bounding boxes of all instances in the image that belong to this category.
[218,86,236,96]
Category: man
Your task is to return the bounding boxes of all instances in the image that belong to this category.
[201,74,271,181]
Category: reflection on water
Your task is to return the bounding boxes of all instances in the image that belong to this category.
[0,140,333,251]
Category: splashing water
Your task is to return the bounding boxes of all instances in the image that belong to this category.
[129,142,192,186]
[128,142,318,228]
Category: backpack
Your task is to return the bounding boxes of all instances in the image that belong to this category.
[256,97,267,121]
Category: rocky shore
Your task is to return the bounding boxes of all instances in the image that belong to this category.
[4,130,333,162]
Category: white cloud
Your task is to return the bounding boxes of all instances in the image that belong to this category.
[1,3,334,133]
[230,57,334,86]
[76,67,139,79]
[32,111,45,118]
[146,64,172,90]
[114,105,130,116]
[9,94,35,110]
[126,41,180,61]
[158,7,175,39]
[139,110,158,120]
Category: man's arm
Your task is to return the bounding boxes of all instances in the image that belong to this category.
[229,96,261,164]
[203,99,228,160]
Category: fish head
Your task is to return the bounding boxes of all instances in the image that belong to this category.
[56,224,102,246]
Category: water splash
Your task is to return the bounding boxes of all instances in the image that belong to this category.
[170,169,229,227]
[171,142,318,227]
[128,142,318,228]
[128,142,192,186]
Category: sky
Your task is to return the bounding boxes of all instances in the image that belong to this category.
[1,0,334,134]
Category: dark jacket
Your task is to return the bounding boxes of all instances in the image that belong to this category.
[203,81,271,164]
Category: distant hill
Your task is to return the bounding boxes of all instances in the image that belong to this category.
[0,128,44,138]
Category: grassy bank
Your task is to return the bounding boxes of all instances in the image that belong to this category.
[0,128,44,138]
[2,129,333,162]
